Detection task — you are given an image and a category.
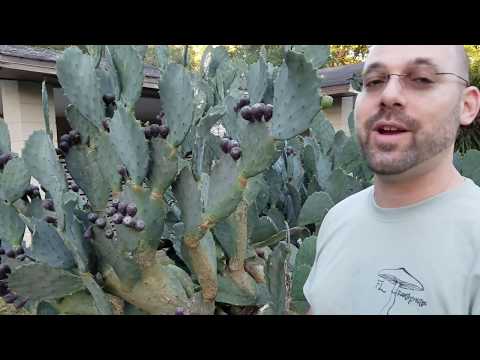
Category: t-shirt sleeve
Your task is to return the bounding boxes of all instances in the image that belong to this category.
[469,260,480,314]
[303,210,334,310]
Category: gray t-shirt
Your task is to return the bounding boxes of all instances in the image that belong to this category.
[303,177,480,315]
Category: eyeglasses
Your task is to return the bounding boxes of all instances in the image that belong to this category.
[361,71,470,93]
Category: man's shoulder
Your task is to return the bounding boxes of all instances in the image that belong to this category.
[452,177,480,211]
[325,184,373,220]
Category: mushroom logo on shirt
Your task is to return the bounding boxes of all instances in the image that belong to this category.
[376,267,426,315]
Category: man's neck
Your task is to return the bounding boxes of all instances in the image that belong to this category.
[373,154,465,208]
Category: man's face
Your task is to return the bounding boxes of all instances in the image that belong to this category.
[354,45,465,176]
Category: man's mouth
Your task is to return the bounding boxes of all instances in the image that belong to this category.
[376,127,408,135]
[373,120,408,136]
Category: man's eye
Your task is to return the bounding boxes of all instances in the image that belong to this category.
[365,79,385,88]
[412,77,434,84]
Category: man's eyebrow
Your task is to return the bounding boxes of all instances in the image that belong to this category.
[408,57,440,71]
[362,62,386,76]
[362,58,441,76]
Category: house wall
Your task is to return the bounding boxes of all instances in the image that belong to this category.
[0,80,57,154]
[0,80,57,247]
[323,95,356,135]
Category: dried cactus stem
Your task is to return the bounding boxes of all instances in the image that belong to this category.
[168,146,177,159]
[133,245,157,269]
[229,270,257,297]
[187,246,217,302]
[150,190,163,201]
[227,200,248,272]
[131,184,144,193]
[102,264,191,315]
[244,261,266,283]
[183,228,207,249]
[238,175,248,189]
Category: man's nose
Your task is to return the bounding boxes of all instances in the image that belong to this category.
[379,75,406,109]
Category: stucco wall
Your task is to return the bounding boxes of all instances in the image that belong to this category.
[323,95,356,135]
[0,80,57,154]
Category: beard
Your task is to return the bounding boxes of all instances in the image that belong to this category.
[356,104,460,175]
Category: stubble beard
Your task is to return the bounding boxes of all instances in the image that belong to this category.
[356,105,460,175]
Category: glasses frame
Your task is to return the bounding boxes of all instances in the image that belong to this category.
[361,71,470,92]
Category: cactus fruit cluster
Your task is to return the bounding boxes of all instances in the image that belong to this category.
[0,45,369,314]
[241,103,273,123]
[58,130,81,154]
[0,248,30,309]
[3,45,477,315]
[220,138,242,160]
[143,124,169,140]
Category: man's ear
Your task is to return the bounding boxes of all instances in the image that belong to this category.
[460,86,480,126]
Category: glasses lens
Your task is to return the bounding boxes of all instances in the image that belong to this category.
[362,73,387,91]
[404,69,436,90]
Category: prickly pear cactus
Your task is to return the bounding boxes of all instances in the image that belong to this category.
[5,45,470,315]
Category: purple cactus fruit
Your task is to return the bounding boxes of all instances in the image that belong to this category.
[42,199,55,211]
[159,125,169,139]
[122,216,134,227]
[0,272,6,281]
[95,218,107,229]
[71,183,80,192]
[102,118,110,132]
[105,230,114,239]
[230,147,242,161]
[160,125,170,139]
[69,130,81,145]
[60,134,72,145]
[102,94,115,105]
[0,153,13,168]
[0,248,5,255]
[134,219,145,231]
[240,105,254,122]
[0,286,8,297]
[6,249,16,258]
[117,201,128,215]
[106,207,116,217]
[144,126,152,140]
[264,104,273,121]
[0,265,11,275]
[87,213,98,224]
[118,166,128,178]
[45,216,57,226]
[59,141,70,153]
[126,203,137,217]
[175,307,185,315]
[14,297,29,309]
[150,124,161,138]
[30,185,40,198]
[111,199,120,209]
[3,292,17,304]
[15,247,24,256]
[251,103,266,122]
[84,226,94,240]
[111,213,124,225]
[239,94,250,107]
[221,138,231,154]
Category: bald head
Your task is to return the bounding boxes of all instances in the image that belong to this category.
[365,45,471,86]
[453,45,470,83]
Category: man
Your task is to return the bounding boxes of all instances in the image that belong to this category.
[303,45,480,315]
